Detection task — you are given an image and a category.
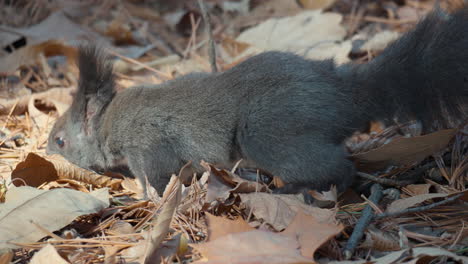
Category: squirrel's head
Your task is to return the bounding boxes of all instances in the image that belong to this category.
[47,45,116,172]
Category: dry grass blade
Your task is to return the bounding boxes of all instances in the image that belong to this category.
[140,175,182,263]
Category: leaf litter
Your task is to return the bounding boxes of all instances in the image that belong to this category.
[0,0,467,263]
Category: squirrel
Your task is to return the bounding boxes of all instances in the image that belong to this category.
[47,6,467,197]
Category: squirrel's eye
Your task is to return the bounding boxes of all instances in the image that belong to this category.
[55,137,65,148]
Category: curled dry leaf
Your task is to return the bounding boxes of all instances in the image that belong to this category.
[239,192,337,231]
[11,153,122,190]
[30,244,69,264]
[203,162,269,205]
[0,85,73,117]
[360,228,401,251]
[0,186,109,249]
[352,128,457,171]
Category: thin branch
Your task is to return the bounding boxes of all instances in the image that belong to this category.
[357,172,412,188]
[344,184,383,259]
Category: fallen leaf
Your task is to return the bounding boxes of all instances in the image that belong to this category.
[239,192,337,231]
[11,153,122,190]
[281,211,343,258]
[360,228,401,251]
[0,249,13,264]
[236,10,349,62]
[404,184,432,196]
[0,86,73,116]
[0,186,109,249]
[109,220,135,235]
[192,230,314,264]
[373,247,468,264]
[298,0,336,10]
[386,193,448,213]
[352,129,457,171]
[30,244,69,264]
[204,163,268,206]
[0,40,77,74]
[205,213,255,241]
[0,11,106,49]
[121,175,182,263]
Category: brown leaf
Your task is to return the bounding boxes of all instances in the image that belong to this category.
[0,85,73,117]
[121,175,182,264]
[11,153,122,190]
[360,228,401,251]
[191,230,314,264]
[298,0,336,10]
[404,184,432,196]
[352,129,457,171]
[204,163,269,204]
[0,40,77,74]
[386,193,448,213]
[0,11,106,49]
[239,192,337,231]
[0,186,109,249]
[0,250,13,264]
[281,211,343,259]
[30,244,69,264]
[205,213,255,241]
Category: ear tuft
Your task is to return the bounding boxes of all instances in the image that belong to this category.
[71,45,116,129]
[77,45,115,100]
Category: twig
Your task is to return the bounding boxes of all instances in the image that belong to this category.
[197,0,218,72]
[375,193,463,220]
[357,172,412,188]
[344,184,383,259]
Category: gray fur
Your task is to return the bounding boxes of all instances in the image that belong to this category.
[47,7,468,195]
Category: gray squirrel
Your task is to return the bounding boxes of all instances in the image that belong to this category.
[47,6,467,196]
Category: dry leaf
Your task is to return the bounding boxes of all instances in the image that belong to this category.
[30,244,69,264]
[109,220,135,235]
[0,186,109,249]
[352,129,457,171]
[404,184,432,196]
[205,213,255,241]
[0,250,13,264]
[12,153,122,190]
[0,86,73,116]
[360,228,401,251]
[281,211,343,259]
[0,11,107,48]
[386,193,448,213]
[298,0,336,10]
[371,247,468,264]
[0,40,77,74]
[121,175,182,264]
[239,192,337,231]
[192,230,314,264]
[236,10,349,62]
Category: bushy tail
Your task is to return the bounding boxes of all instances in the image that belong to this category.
[356,5,468,129]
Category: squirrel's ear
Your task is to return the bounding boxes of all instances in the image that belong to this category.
[71,45,116,133]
